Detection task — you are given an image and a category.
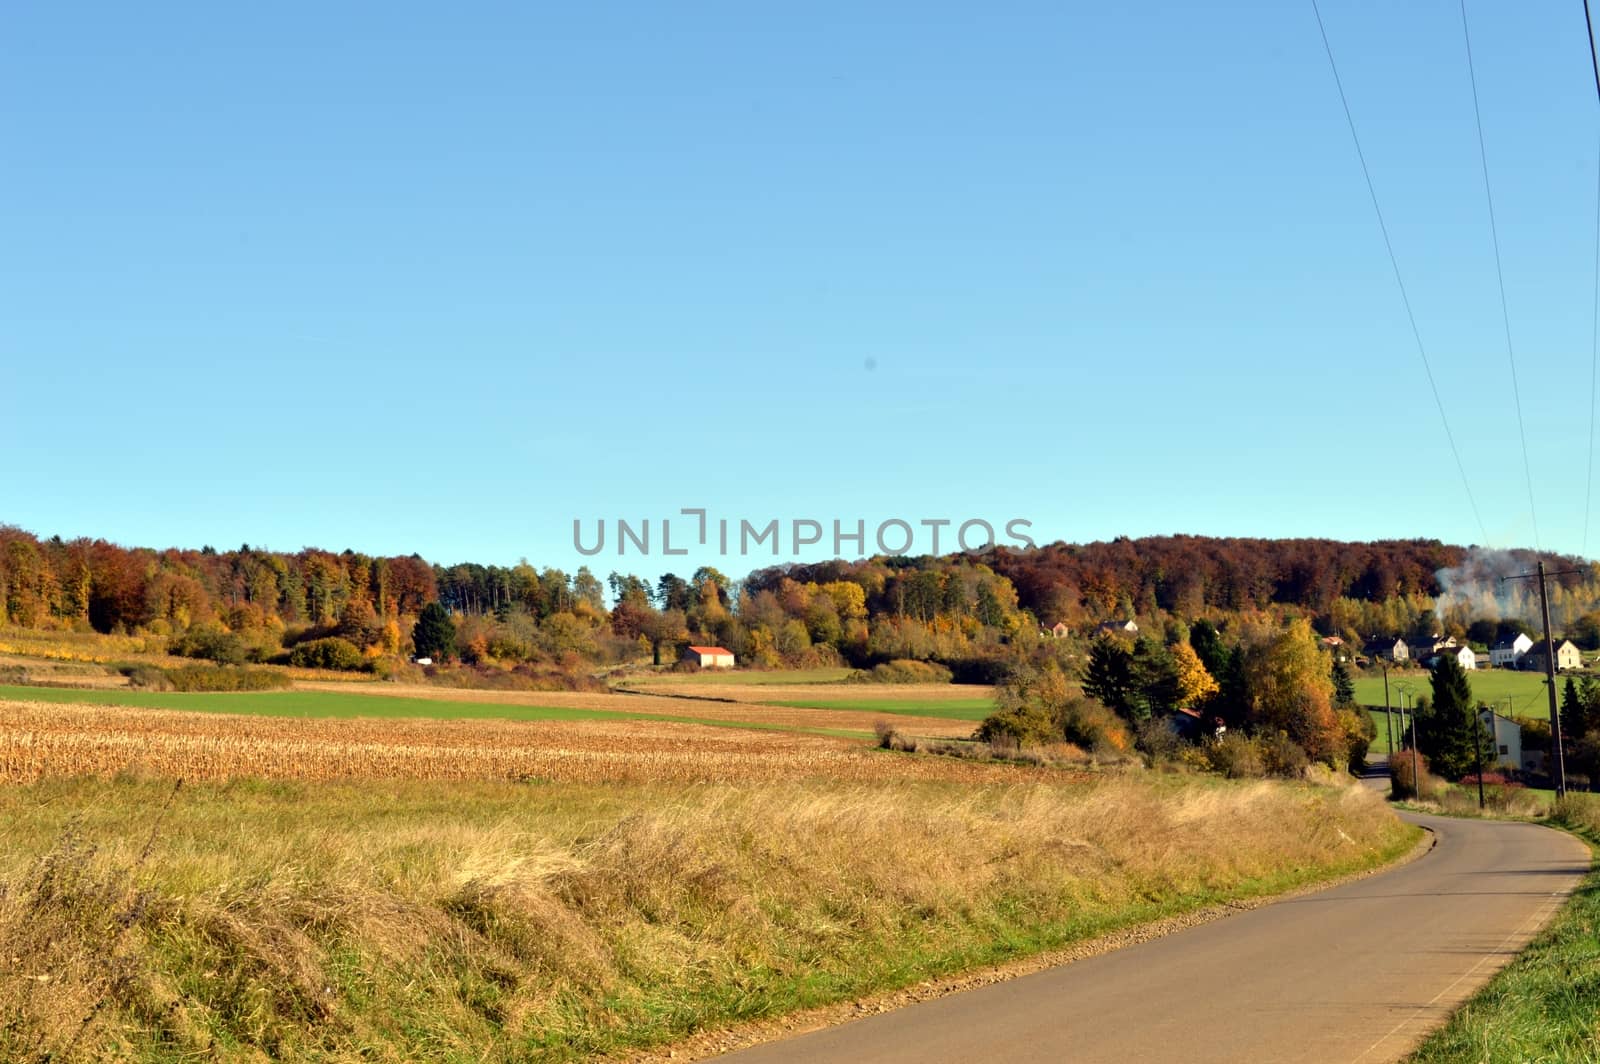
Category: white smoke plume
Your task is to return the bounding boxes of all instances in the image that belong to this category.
[1433,549,1529,624]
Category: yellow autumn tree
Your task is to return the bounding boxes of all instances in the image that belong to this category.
[1243,618,1342,765]
[380,619,402,655]
[1172,641,1220,706]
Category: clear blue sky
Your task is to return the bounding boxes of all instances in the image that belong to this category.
[4,1,1600,578]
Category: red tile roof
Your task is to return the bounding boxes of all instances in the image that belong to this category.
[687,645,733,655]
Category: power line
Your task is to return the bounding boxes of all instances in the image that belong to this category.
[1585,0,1600,103]
[1587,135,1598,556]
[1583,0,1600,556]
[1458,0,1540,551]
[1308,0,1489,545]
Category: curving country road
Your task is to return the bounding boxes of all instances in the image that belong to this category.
[713,806,1590,1063]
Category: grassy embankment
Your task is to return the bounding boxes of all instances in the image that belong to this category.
[1406,793,1600,1063]
[0,772,1415,1062]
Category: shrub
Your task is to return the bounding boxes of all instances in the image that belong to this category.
[1338,706,1375,772]
[168,623,248,666]
[1553,792,1600,834]
[486,633,533,662]
[162,666,291,692]
[287,637,366,671]
[118,665,173,691]
[974,705,1058,748]
[942,656,1013,685]
[854,659,954,685]
[1135,717,1184,762]
[1260,732,1310,779]
[873,720,916,752]
[1205,733,1265,779]
[369,658,426,684]
[1390,750,1446,800]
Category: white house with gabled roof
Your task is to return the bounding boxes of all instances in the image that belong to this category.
[1490,632,1533,668]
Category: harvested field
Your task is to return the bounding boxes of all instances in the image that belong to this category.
[0,698,1026,784]
[614,701,974,736]
[618,666,855,685]
[633,680,994,705]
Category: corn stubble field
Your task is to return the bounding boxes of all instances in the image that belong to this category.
[0,699,1010,785]
[0,693,1417,1062]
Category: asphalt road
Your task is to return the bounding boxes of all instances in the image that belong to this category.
[713,809,1590,1063]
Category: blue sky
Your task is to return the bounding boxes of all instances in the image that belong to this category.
[4,1,1600,578]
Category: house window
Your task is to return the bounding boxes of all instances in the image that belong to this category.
[1499,745,1508,755]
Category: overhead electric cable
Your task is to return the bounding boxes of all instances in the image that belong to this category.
[1309,0,1489,545]
[1582,0,1600,555]
[1458,0,1541,550]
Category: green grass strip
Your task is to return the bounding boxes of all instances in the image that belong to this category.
[0,684,871,741]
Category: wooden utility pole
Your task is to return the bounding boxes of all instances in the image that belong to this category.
[1536,562,1568,799]
[1503,563,1580,798]
[1473,706,1486,810]
[1410,701,1420,798]
[1383,662,1395,756]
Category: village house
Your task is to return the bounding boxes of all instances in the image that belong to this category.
[1522,639,1582,674]
[1490,632,1534,668]
[682,644,736,669]
[1041,621,1071,639]
[1479,710,1522,771]
[1362,636,1409,662]
[1410,635,1455,658]
[1421,644,1477,671]
[1098,619,1139,637]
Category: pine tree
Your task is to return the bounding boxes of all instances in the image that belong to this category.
[1579,676,1600,740]
[412,602,457,662]
[1189,619,1228,677]
[1083,637,1136,720]
[1331,658,1356,708]
[1555,675,1580,742]
[1128,637,1181,721]
[1423,655,1488,779]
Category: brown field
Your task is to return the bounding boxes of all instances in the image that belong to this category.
[636,680,995,704]
[0,698,1027,785]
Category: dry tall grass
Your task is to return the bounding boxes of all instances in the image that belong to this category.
[0,773,1414,1061]
[1554,791,1600,835]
